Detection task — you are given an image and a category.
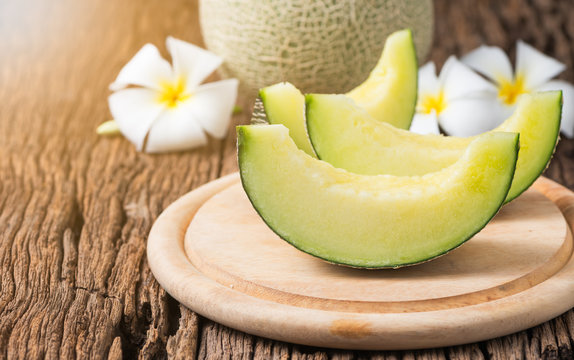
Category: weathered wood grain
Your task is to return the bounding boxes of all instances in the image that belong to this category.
[0,0,573,359]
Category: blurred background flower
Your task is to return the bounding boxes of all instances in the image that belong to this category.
[411,41,574,139]
[410,56,502,136]
[462,41,574,137]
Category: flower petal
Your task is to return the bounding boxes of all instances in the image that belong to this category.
[418,62,440,96]
[409,112,440,135]
[438,56,458,84]
[108,88,165,150]
[145,102,208,153]
[516,40,566,90]
[461,45,513,84]
[441,57,498,101]
[439,96,506,137]
[109,44,173,91]
[188,79,239,138]
[496,100,517,120]
[166,37,223,90]
[538,80,573,137]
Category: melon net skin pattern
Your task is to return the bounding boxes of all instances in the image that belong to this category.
[199,0,433,94]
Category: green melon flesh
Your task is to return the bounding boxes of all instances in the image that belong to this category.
[259,82,316,157]
[346,29,418,129]
[306,91,562,202]
[238,124,518,268]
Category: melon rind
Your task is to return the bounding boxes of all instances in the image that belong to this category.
[238,124,518,268]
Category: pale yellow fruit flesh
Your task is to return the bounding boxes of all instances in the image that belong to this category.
[258,29,418,155]
[346,29,418,129]
[307,94,468,176]
[306,91,562,202]
[238,125,518,268]
[259,82,316,157]
[494,93,562,200]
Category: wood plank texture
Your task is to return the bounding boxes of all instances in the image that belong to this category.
[0,0,573,358]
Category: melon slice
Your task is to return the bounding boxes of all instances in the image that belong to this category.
[306,91,562,202]
[258,29,418,153]
[238,124,518,268]
[346,29,418,129]
[259,82,315,156]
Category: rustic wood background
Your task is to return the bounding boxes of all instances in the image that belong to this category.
[1,0,574,358]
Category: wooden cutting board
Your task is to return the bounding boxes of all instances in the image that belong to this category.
[147,172,574,350]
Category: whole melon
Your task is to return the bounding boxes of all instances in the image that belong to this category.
[199,0,433,95]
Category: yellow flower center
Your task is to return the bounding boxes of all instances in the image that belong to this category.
[498,75,527,105]
[158,78,191,108]
[419,91,447,115]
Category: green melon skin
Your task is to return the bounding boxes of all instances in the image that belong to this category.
[238,124,518,269]
[306,91,562,203]
[346,29,418,129]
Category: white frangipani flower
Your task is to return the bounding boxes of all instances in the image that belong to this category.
[410,56,504,137]
[462,40,574,137]
[108,37,239,153]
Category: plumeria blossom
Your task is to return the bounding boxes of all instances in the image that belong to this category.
[107,37,238,153]
[462,40,574,137]
[410,56,503,137]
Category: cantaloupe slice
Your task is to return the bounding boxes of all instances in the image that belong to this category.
[238,124,518,268]
[306,91,562,202]
[258,29,418,155]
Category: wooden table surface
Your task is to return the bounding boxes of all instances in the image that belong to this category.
[2,0,574,359]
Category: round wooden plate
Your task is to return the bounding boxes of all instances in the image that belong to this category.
[147,173,574,350]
